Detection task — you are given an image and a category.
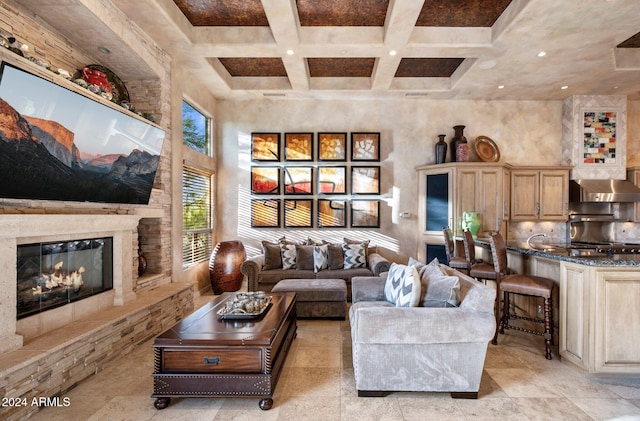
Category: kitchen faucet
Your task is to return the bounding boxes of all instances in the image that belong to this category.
[526,232,548,248]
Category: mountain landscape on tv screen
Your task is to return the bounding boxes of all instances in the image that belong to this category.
[0,98,159,204]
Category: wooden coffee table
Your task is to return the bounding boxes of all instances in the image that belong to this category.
[151,292,296,410]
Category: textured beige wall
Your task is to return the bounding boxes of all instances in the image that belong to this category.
[216,98,572,263]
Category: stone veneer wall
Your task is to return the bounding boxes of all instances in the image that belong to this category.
[0,0,173,293]
[0,2,184,419]
[0,283,193,421]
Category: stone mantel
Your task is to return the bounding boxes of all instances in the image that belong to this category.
[0,213,158,353]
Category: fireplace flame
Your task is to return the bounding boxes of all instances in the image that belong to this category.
[32,262,84,295]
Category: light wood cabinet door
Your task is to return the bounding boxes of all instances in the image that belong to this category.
[511,171,539,220]
[559,262,590,370]
[510,168,569,221]
[629,169,640,222]
[478,167,502,234]
[593,269,640,374]
[456,168,479,235]
[539,170,569,220]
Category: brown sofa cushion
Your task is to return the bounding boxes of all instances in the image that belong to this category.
[262,241,282,270]
[327,243,344,269]
[296,245,315,270]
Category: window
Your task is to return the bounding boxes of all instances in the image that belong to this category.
[182,166,213,266]
[182,101,210,155]
[181,100,213,266]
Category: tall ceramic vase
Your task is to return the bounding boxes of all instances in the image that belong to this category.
[435,134,447,164]
[450,125,467,162]
[462,212,481,239]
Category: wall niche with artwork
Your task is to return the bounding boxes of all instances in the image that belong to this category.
[562,95,627,180]
[250,131,382,229]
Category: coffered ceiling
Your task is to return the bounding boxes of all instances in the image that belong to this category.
[18,0,640,100]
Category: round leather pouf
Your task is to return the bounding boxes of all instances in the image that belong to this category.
[209,241,246,294]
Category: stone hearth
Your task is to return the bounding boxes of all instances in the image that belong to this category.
[0,212,160,352]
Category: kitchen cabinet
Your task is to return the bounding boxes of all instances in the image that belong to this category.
[510,167,570,220]
[456,164,507,237]
[560,262,640,374]
[416,163,509,262]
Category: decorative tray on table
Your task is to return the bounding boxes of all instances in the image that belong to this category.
[217,291,272,320]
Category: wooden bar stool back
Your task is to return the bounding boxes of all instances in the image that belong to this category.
[489,232,554,360]
[462,230,497,284]
[442,227,469,273]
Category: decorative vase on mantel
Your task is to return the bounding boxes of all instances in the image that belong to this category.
[435,134,447,164]
[450,125,467,162]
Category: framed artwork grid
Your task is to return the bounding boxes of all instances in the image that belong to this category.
[284,199,313,228]
[285,132,314,161]
[350,199,380,228]
[251,199,281,228]
[351,132,380,161]
[317,199,347,228]
[351,166,380,194]
[318,132,347,161]
[251,132,280,161]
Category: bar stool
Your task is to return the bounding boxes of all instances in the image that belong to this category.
[442,227,469,273]
[462,230,497,285]
[489,232,554,360]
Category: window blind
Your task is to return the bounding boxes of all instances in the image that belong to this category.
[182,166,213,266]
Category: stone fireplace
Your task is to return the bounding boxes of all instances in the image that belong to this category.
[0,212,160,353]
[17,237,113,320]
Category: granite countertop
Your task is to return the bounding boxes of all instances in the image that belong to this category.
[469,237,640,267]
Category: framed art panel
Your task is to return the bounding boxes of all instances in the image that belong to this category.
[318,132,347,161]
[318,166,347,194]
[318,199,347,228]
[251,199,280,228]
[251,132,280,161]
[284,199,313,228]
[351,199,380,228]
[251,166,280,194]
[284,132,314,161]
[582,110,618,165]
[351,132,380,161]
[351,166,380,194]
[284,166,313,194]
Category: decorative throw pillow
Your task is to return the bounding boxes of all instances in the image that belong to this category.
[281,244,297,270]
[396,265,421,307]
[296,245,315,270]
[408,257,427,279]
[262,241,283,270]
[344,238,370,255]
[313,244,329,272]
[384,264,421,307]
[326,243,344,269]
[343,243,367,269]
[422,260,460,308]
[384,263,404,304]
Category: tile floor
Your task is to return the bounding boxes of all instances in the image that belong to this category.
[31,294,640,421]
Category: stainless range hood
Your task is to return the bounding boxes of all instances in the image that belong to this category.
[570,179,640,203]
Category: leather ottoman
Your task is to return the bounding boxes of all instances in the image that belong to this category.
[272,278,347,320]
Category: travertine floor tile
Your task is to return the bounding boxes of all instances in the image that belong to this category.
[27,292,640,421]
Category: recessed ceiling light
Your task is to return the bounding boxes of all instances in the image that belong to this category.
[561,85,569,90]
[389,50,397,56]
[98,46,111,54]
[286,49,294,55]
[537,51,546,57]
[498,85,505,89]
[478,60,496,70]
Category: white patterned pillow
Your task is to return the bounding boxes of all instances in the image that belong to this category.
[385,263,421,307]
[384,263,404,304]
[281,244,297,270]
[313,245,329,272]
[343,243,366,269]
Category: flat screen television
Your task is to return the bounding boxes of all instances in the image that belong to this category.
[0,61,166,205]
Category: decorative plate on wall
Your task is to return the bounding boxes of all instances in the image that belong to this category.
[73,64,130,103]
[474,136,500,162]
